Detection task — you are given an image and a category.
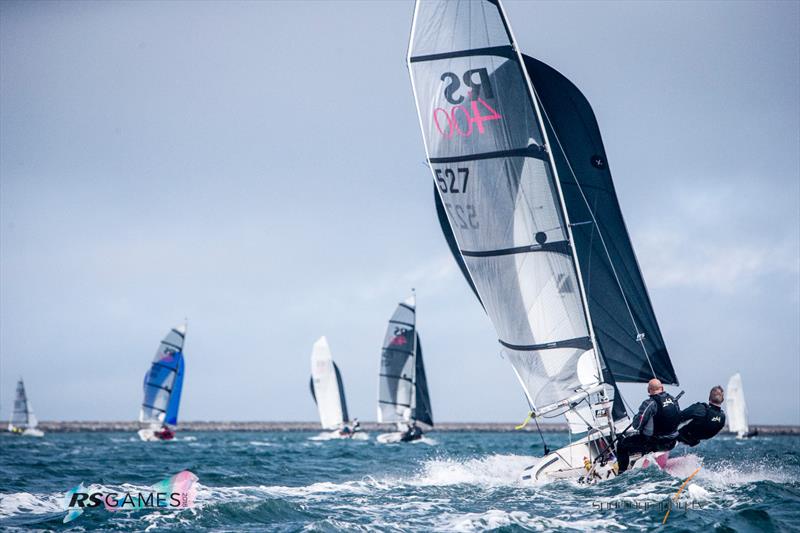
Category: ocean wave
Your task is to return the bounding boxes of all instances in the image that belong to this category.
[436,509,625,532]
[0,491,63,518]
[410,454,536,488]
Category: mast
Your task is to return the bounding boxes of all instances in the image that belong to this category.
[494,0,604,386]
[408,289,418,423]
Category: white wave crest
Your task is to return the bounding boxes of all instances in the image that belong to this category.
[0,492,63,518]
[437,509,624,532]
[410,454,536,488]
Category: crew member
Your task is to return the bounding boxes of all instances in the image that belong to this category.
[616,378,680,473]
[677,385,726,446]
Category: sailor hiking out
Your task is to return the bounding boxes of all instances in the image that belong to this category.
[677,386,726,446]
[616,379,680,473]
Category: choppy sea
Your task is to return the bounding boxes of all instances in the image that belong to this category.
[1,430,798,531]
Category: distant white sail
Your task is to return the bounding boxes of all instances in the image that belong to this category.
[9,378,38,431]
[726,373,748,437]
[310,336,349,430]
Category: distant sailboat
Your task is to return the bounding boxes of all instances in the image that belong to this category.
[726,373,757,439]
[309,336,362,439]
[377,292,434,443]
[138,323,186,442]
[8,378,44,437]
[407,0,678,478]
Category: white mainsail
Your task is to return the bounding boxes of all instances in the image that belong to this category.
[310,336,349,430]
[726,373,749,437]
[9,378,38,431]
[407,0,607,424]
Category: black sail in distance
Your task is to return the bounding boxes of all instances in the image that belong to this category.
[408,0,609,414]
[413,333,434,427]
[523,55,677,385]
[333,363,350,423]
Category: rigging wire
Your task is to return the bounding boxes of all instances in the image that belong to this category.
[534,90,658,379]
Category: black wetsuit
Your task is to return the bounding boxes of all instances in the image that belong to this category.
[677,402,725,446]
[616,391,680,472]
[400,425,422,442]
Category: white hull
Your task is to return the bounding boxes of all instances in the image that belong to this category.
[310,430,368,441]
[521,435,670,483]
[377,432,404,444]
[376,431,427,444]
[519,419,676,483]
[9,427,44,438]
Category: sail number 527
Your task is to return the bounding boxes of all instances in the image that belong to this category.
[434,167,469,194]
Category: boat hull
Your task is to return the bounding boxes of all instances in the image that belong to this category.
[310,430,368,441]
[137,428,175,442]
[518,419,680,483]
[521,433,670,483]
[9,428,44,438]
[376,431,424,444]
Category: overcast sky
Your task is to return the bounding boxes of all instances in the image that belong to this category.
[1,0,798,425]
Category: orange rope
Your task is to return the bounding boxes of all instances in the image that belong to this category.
[662,466,701,524]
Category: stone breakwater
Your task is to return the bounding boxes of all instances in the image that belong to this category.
[32,421,800,434]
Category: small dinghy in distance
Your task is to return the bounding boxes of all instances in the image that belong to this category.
[8,378,44,437]
[726,373,758,439]
[309,336,363,440]
[138,323,186,442]
[407,0,680,480]
[376,292,434,444]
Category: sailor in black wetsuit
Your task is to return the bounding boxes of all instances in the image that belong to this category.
[677,386,726,446]
[616,379,680,473]
[400,422,423,442]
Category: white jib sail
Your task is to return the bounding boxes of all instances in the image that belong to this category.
[311,336,346,430]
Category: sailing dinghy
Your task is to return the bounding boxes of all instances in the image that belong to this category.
[726,373,757,439]
[8,378,44,437]
[309,336,363,440]
[376,292,434,444]
[407,0,678,480]
[138,323,186,442]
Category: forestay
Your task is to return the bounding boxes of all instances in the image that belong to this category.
[10,379,38,430]
[408,0,603,415]
[309,336,350,430]
[140,324,186,427]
